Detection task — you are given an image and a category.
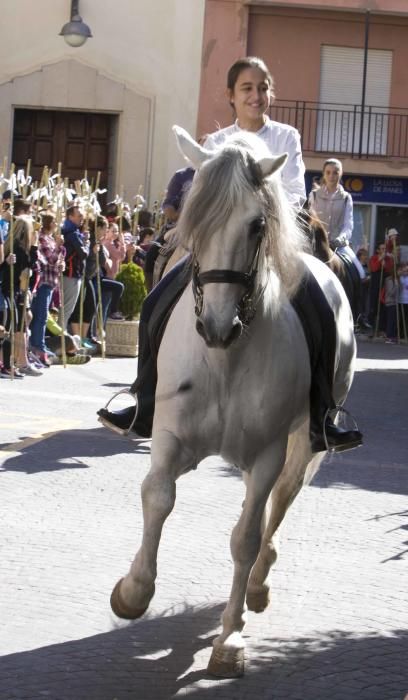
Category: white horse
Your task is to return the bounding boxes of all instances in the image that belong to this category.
[110,127,356,678]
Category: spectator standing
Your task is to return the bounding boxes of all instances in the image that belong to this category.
[59,205,89,331]
[105,222,126,280]
[0,215,40,377]
[30,213,65,366]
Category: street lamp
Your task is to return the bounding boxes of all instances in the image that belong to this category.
[59,0,92,48]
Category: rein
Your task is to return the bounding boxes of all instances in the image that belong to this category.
[192,227,265,326]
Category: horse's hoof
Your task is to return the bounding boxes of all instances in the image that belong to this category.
[110,578,148,620]
[246,585,270,613]
[207,645,245,678]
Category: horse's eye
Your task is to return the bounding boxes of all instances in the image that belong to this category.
[249,217,265,237]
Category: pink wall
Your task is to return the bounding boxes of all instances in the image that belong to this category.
[250,0,408,12]
[198,1,408,138]
[197,0,249,137]
[247,6,408,108]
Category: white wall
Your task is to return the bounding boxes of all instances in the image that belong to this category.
[0,0,205,204]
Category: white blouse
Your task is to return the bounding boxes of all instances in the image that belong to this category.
[204,116,306,210]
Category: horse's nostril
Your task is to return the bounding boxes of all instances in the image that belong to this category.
[228,320,242,344]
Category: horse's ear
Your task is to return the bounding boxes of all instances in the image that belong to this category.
[173,125,211,169]
[257,152,288,179]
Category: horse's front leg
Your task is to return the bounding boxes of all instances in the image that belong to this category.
[246,428,314,613]
[111,432,192,619]
[207,442,287,678]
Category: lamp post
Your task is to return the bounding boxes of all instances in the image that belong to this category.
[59,0,92,47]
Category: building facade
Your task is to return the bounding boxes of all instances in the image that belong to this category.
[198,0,408,256]
[0,0,205,205]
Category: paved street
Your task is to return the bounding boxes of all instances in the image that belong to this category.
[0,340,407,700]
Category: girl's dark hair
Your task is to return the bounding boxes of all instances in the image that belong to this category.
[116,215,132,232]
[139,227,155,244]
[137,209,153,228]
[41,213,56,231]
[227,56,274,95]
[88,215,108,235]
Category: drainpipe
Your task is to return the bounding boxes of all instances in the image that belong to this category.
[358,10,371,158]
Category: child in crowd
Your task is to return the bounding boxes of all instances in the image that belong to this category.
[46,307,91,364]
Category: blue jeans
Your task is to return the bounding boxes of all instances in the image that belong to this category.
[30,284,53,351]
[92,277,124,327]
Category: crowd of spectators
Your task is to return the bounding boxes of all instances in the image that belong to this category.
[1,168,406,381]
[0,189,160,379]
[358,229,408,343]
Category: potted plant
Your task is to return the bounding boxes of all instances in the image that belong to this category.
[105,262,147,357]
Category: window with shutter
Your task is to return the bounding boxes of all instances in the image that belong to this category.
[316,46,392,156]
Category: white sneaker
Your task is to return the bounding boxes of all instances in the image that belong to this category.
[19,363,43,376]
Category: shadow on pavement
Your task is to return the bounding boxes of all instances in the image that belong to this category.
[356,338,408,361]
[313,357,407,495]
[0,427,151,474]
[0,609,406,700]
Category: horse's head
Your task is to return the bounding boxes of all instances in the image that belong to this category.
[173,126,302,349]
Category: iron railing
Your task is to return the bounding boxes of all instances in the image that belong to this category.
[269,101,408,159]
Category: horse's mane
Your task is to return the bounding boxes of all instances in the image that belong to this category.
[299,207,332,257]
[177,134,308,299]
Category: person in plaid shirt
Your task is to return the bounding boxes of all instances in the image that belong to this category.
[30,213,65,366]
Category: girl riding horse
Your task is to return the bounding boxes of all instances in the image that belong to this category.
[98,56,361,454]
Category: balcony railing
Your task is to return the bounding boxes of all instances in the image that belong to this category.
[269,101,408,159]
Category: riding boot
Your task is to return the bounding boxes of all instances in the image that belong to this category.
[97,255,192,437]
[309,370,363,453]
[97,320,155,437]
[291,268,363,454]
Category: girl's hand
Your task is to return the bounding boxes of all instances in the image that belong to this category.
[6,253,16,265]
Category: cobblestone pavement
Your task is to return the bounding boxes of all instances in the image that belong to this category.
[0,341,407,700]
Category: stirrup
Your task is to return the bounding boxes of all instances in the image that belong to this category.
[322,405,360,453]
[99,388,138,437]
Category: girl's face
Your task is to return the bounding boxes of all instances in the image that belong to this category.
[108,224,119,239]
[97,224,107,241]
[228,67,271,127]
[323,164,341,189]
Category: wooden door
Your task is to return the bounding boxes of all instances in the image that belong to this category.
[12,109,113,197]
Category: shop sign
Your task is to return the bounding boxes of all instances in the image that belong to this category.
[305,172,408,205]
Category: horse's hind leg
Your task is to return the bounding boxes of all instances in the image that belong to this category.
[208,447,286,678]
[110,433,191,619]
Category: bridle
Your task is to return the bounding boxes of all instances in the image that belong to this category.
[192,219,266,327]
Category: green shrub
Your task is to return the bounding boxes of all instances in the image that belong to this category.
[116,262,147,320]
